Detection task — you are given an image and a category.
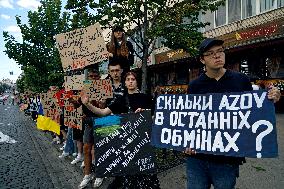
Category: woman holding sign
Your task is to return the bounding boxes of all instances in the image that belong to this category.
[81,71,160,189]
[69,68,106,189]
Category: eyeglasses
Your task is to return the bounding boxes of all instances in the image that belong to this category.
[203,48,224,57]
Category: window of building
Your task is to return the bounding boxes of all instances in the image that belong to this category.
[260,0,276,12]
[201,10,214,32]
[267,56,284,78]
[242,0,256,18]
[278,0,284,7]
[228,0,241,23]
[155,37,162,49]
[201,0,282,31]
[240,60,249,75]
[155,37,166,49]
[215,4,226,27]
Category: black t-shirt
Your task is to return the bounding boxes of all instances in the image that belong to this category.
[77,98,99,127]
[188,70,253,94]
[108,93,153,115]
[106,83,126,107]
[78,98,97,117]
[188,70,253,165]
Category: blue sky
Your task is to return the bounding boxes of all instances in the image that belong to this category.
[0,0,43,82]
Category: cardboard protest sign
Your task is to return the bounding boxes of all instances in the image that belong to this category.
[55,23,108,72]
[63,90,83,130]
[64,73,85,91]
[83,79,113,101]
[93,110,156,177]
[152,90,278,158]
[40,91,61,123]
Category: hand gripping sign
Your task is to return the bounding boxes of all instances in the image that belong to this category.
[63,90,83,130]
[151,90,278,158]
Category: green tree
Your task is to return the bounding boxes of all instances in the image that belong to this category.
[65,0,97,28]
[15,74,26,93]
[66,0,224,92]
[3,0,70,93]
[0,83,11,93]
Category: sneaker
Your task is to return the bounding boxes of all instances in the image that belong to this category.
[71,155,83,165]
[58,152,69,158]
[60,142,66,151]
[52,137,59,144]
[72,152,77,157]
[80,161,85,168]
[94,178,104,188]
[78,174,95,189]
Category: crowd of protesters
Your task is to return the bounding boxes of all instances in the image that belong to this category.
[14,30,282,189]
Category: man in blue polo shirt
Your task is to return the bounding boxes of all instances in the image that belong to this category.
[185,38,281,189]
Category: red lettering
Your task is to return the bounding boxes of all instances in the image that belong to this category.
[72,59,86,69]
[239,24,278,40]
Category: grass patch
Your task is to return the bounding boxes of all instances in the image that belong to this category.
[251,165,266,172]
[95,125,121,137]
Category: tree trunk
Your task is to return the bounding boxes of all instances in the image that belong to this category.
[141,48,148,93]
[141,0,148,93]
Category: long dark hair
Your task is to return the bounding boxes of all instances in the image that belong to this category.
[108,32,129,58]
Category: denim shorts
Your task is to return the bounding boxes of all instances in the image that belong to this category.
[83,125,94,144]
[186,156,239,189]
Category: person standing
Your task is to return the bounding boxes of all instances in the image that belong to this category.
[185,38,281,189]
[29,94,38,122]
[54,87,68,150]
[76,60,126,188]
[106,59,126,108]
[75,68,106,189]
[81,71,160,189]
[107,26,134,77]
[11,94,15,105]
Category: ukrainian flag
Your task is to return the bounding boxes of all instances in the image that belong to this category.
[37,115,60,135]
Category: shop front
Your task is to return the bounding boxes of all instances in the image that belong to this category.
[215,16,284,111]
[147,48,202,96]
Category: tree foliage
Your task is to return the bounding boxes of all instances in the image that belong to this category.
[0,83,11,94]
[3,0,70,93]
[66,0,224,92]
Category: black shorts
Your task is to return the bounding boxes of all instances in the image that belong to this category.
[82,117,94,144]
[83,125,94,144]
[60,114,68,132]
[73,128,83,142]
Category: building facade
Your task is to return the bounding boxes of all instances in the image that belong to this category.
[147,0,284,110]
[203,1,284,111]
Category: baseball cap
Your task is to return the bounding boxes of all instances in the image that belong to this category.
[199,38,224,55]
